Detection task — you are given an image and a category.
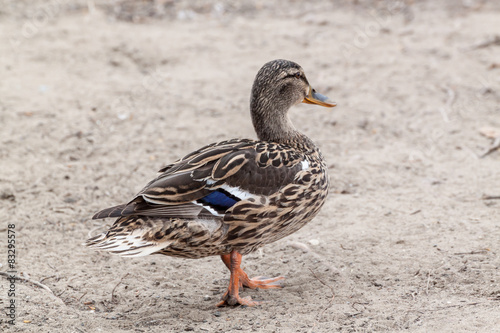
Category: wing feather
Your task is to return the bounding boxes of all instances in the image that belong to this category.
[92,138,305,220]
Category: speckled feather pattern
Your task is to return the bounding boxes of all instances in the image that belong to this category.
[87,137,329,258]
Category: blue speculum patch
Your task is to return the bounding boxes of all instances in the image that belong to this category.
[200,190,238,209]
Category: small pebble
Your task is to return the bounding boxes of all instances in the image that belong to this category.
[308,239,320,246]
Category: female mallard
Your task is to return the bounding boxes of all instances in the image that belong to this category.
[86,59,336,306]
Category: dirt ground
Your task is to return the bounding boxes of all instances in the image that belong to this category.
[1,0,499,332]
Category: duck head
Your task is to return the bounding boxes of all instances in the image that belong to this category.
[250,59,336,142]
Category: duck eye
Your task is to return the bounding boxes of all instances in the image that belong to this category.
[295,73,301,79]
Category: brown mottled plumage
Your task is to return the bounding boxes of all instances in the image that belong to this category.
[86,59,336,306]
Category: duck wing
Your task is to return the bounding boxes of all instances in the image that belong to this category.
[92,138,305,221]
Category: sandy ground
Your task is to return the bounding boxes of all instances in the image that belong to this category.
[1,0,500,332]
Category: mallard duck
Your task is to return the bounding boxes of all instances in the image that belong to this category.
[86,59,336,306]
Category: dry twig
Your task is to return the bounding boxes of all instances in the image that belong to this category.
[425,271,432,296]
[482,194,500,200]
[480,137,500,158]
[78,292,88,302]
[0,272,65,305]
[309,268,335,317]
[453,250,489,255]
[462,35,500,51]
[111,273,129,303]
[288,241,311,253]
[39,275,56,284]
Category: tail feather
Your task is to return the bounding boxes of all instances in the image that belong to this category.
[92,204,128,219]
[92,201,211,220]
[85,217,170,257]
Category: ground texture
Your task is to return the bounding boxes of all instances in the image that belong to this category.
[1,1,499,332]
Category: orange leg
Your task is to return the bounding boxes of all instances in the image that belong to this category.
[217,250,285,307]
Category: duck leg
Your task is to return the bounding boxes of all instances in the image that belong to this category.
[217,250,285,307]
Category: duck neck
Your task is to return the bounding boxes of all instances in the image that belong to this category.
[250,99,303,144]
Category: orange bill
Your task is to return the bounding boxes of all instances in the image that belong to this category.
[303,86,336,107]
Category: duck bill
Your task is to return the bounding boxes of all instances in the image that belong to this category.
[302,86,336,107]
